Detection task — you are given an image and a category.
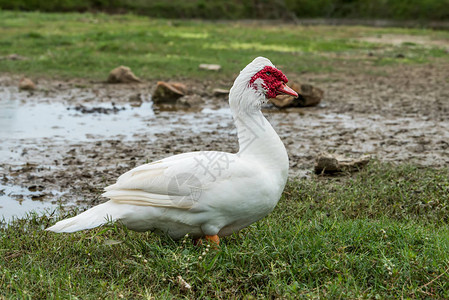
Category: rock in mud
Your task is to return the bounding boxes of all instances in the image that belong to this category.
[152,82,186,104]
[177,94,205,108]
[270,83,324,108]
[170,82,187,94]
[18,77,36,90]
[199,64,221,71]
[298,84,324,107]
[314,152,371,174]
[213,88,229,97]
[270,94,294,108]
[107,66,141,83]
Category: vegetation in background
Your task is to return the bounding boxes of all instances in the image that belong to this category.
[1,0,449,21]
[1,162,449,298]
[0,11,448,81]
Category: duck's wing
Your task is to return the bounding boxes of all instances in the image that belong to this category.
[102,151,237,209]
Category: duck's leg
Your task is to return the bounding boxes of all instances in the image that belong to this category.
[194,235,220,247]
[205,235,220,246]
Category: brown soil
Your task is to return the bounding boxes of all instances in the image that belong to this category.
[1,62,448,211]
[358,34,449,48]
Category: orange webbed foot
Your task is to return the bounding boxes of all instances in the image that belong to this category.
[194,235,220,249]
[205,235,220,246]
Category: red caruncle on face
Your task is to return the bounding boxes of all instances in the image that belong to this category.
[249,66,289,99]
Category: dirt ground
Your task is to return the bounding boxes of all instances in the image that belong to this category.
[1,62,448,215]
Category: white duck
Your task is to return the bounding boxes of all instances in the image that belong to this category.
[47,57,298,245]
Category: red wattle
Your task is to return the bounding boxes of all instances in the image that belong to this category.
[249,66,289,99]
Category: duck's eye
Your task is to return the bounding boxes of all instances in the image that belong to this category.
[266,71,271,76]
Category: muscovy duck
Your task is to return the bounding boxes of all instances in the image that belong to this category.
[47,57,298,245]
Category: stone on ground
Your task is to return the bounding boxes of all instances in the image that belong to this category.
[177,94,205,108]
[297,84,324,107]
[314,152,371,174]
[199,64,221,71]
[152,81,187,104]
[213,88,229,97]
[107,66,141,83]
[270,82,324,108]
[18,77,36,90]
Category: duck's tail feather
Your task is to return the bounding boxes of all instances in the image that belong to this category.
[46,201,121,233]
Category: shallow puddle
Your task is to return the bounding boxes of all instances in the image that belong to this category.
[0,89,232,220]
[0,100,154,141]
[0,96,232,163]
[0,183,63,222]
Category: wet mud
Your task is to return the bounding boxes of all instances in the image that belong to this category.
[1,63,448,220]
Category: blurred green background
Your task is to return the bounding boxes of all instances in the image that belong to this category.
[1,0,448,21]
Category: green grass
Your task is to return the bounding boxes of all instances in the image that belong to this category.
[2,162,449,298]
[1,11,449,81]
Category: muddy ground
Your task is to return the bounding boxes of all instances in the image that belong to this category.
[1,63,448,219]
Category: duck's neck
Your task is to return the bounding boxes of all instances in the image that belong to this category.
[230,92,289,172]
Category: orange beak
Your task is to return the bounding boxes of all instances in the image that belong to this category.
[277,82,298,98]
